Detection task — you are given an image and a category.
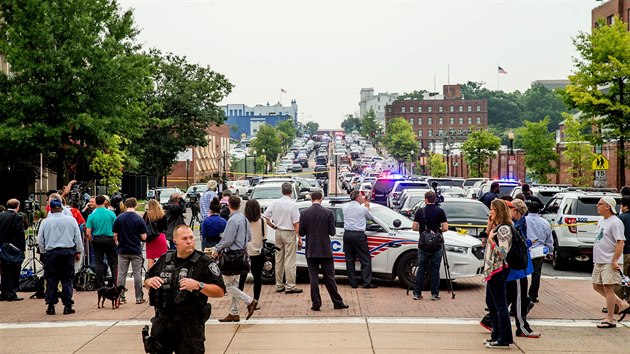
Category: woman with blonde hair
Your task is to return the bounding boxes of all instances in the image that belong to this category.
[482,199,514,349]
[143,199,168,269]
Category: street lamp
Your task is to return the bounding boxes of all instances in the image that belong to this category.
[507,131,515,179]
[261,148,266,174]
[444,144,450,176]
[420,148,426,176]
[410,149,414,176]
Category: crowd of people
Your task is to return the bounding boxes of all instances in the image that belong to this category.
[1,179,630,352]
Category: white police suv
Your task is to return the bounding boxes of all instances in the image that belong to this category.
[263,198,484,288]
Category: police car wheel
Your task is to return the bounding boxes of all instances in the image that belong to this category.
[396,252,417,289]
[551,235,568,270]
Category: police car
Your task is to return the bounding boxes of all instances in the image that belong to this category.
[263,198,484,288]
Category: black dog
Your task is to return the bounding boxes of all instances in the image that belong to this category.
[97,285,127,309]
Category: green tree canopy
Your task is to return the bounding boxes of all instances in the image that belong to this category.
[249,124,282,171]
[563,113,595,187]
[341,114,361,133]
[461,127,501,178]
[276,119,297,149]
[397,90,427,100]
[304,121,319,136]
[428,153,446,177]
[361,109,381,143]
[514,117,559,183]
[383,117,417,162]
[521,83,567,131]
[563,16,630,188]
[132,51,232,185]
[0,0,154,188]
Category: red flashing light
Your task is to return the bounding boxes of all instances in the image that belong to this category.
[564,217,577,233]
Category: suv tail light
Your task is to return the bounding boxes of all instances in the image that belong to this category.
[392,192,399,199]
[564,217,577,233]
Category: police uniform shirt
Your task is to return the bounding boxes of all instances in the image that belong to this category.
[146,250,226,309]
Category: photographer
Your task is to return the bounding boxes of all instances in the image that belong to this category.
[412,191,448,301]
[164,192,186,249]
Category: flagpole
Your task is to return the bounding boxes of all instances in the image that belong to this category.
[497,64,499,91]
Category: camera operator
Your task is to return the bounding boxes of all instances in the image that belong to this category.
[110,192,125,216]
[164,192,186,250]
[0,199,26,302]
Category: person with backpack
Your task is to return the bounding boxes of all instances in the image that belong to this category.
[200,198,226,250]
[481,199,514,349]
[411,190,448,301]
[219,190,232,221]
[506,199,539,338]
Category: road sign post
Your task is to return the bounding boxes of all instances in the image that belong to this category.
[592,154,609,188]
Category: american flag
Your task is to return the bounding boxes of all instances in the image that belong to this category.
[281,88,287,93]
[498,66,508,74]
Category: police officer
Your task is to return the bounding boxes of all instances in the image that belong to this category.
[143,224,226,354]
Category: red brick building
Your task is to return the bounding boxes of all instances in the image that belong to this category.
[384,84,488,150]
[592,0,630,28]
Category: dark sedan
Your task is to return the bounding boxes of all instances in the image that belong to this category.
[410,197,489,237]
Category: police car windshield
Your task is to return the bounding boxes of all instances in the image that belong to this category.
[251,187,295,200]
[370,205,413,229]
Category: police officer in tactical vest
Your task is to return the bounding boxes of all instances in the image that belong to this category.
[143,224,226,353]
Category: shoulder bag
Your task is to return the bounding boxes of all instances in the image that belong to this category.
[217,222,250,275]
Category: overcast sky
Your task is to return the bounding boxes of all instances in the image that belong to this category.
[120,0,597,129]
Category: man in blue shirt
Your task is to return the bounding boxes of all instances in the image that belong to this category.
[200,198,226,250]
[199,180,218,224]
[38,197,83,315]
[342,190,377,289]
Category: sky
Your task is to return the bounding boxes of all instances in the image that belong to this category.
[119,0,598,129]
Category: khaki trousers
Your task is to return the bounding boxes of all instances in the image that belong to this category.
[275,229,297,291]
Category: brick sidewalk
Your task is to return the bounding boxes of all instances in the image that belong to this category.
[0,275,606,324]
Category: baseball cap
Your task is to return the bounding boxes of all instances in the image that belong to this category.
[50,199,63,208]
[601,196,618,214]
[504,200,514,208]
[512,199,528,215]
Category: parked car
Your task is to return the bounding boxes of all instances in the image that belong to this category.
[387,180,429,208]
[227,180,250,195]
[155,187,182,207]
[371,177,405,206]
[510,184,570,206]
[540,188,621,270]
[313,165,329,179]
[262,200,484,288]
[275,166,288,175]
[477,180,519,199]
[185,184,208,206]
[396,189,431,217]
[291,164,303,173]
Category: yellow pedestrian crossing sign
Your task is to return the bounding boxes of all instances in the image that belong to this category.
[592,154,609,170]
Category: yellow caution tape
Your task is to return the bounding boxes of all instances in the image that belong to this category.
[551,221,597,228]
[228,170,332,177]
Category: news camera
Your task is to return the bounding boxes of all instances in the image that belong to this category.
[431,181,445,207]
[69,182,91,209]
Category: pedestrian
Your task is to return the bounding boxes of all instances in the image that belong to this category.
[411,190,447,301]
[615,196,630,300]
[200,198,226,250]
[238,199,265,306]
[482,199,514,349]
[113,198,148,304]
[480,182,500,209]
[322,178,329,197]
[342,190,377,289]
[164,192,186,249]
[213,196,258,322]
[506,199,539,338]
[37,196,83,315]
[219,190,232,221]
[299,191,349,311]
[86,195,117,289]
[525,200,553,304]
[143,225,226,353]
[520,184,543,212]
[143,199,169,270]
[592,196,629,328]
[199,180,218,224]
[263,182,303,294]
[0,199,26,302]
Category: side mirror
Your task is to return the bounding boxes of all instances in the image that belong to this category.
[366,223,384,232]
[393,219,402,228]
[242,195,249,200]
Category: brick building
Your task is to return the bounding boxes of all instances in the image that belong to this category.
[384,84,488,151]
[592,0,630,28]
[167,124,231,189]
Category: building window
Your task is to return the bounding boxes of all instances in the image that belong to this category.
[449,105,454,112]
[468,117,472,124]
[438,106,443,112]
[438,128,444,136]
[387,107,392,113]
[450,117,454,124]
[410,106,414,113]
[401,106,406,113]
[418,106,423,113]
[428,106,432,113]
[438,117,443,125]
[418,129,423,137]
[458,106,463,112]
[428,129,433,137]
[239,109,242,115]
[477,116,481,124]
[229,109,233,116]
[409,118,414,125]
[467,105,472,112]
[459,117,463,124]
[476,105,481,112]
[428,117,433,124]
[418,117,423,125]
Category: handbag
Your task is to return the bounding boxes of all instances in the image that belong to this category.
[217,222,250,275]
[0,243,25,265]
[417,208,443,253]
[145,220,160,242]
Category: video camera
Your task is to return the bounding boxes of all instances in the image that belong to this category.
[431,181,445,207]
[69,182,91,208]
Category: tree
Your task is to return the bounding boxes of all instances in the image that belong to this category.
[397,90,427,100]
[514,117,559,183]
[341,114,361,133]
[428,153,446,177]
[249,124,282,172]
[563,113,595,187]
[563,17,630,188]
[361,109,381,144]
[0,0,154,188]
[305,121,320,136]
[461,127,501,177]
[132,51,232,185]
[90,135,127,193]
[521,83,568,131]
[461,81,523,130]
[276,119,296,149]
[383,117,417,163]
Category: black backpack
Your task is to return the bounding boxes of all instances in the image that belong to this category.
[219,204,230,220]
[505,224,528,270]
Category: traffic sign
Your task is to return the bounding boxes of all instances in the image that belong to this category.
[595,170,607,180]
[592,154,609,170]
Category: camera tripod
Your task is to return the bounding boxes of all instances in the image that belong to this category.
[22,219,43,276]
[189,201,200,229]
[406,239,456,299]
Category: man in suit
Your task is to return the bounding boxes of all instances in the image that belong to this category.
[0,199,26,301]
[298,191,349,311]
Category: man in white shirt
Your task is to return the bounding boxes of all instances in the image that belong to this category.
[592,196,629,328]
[264,183,303,294]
